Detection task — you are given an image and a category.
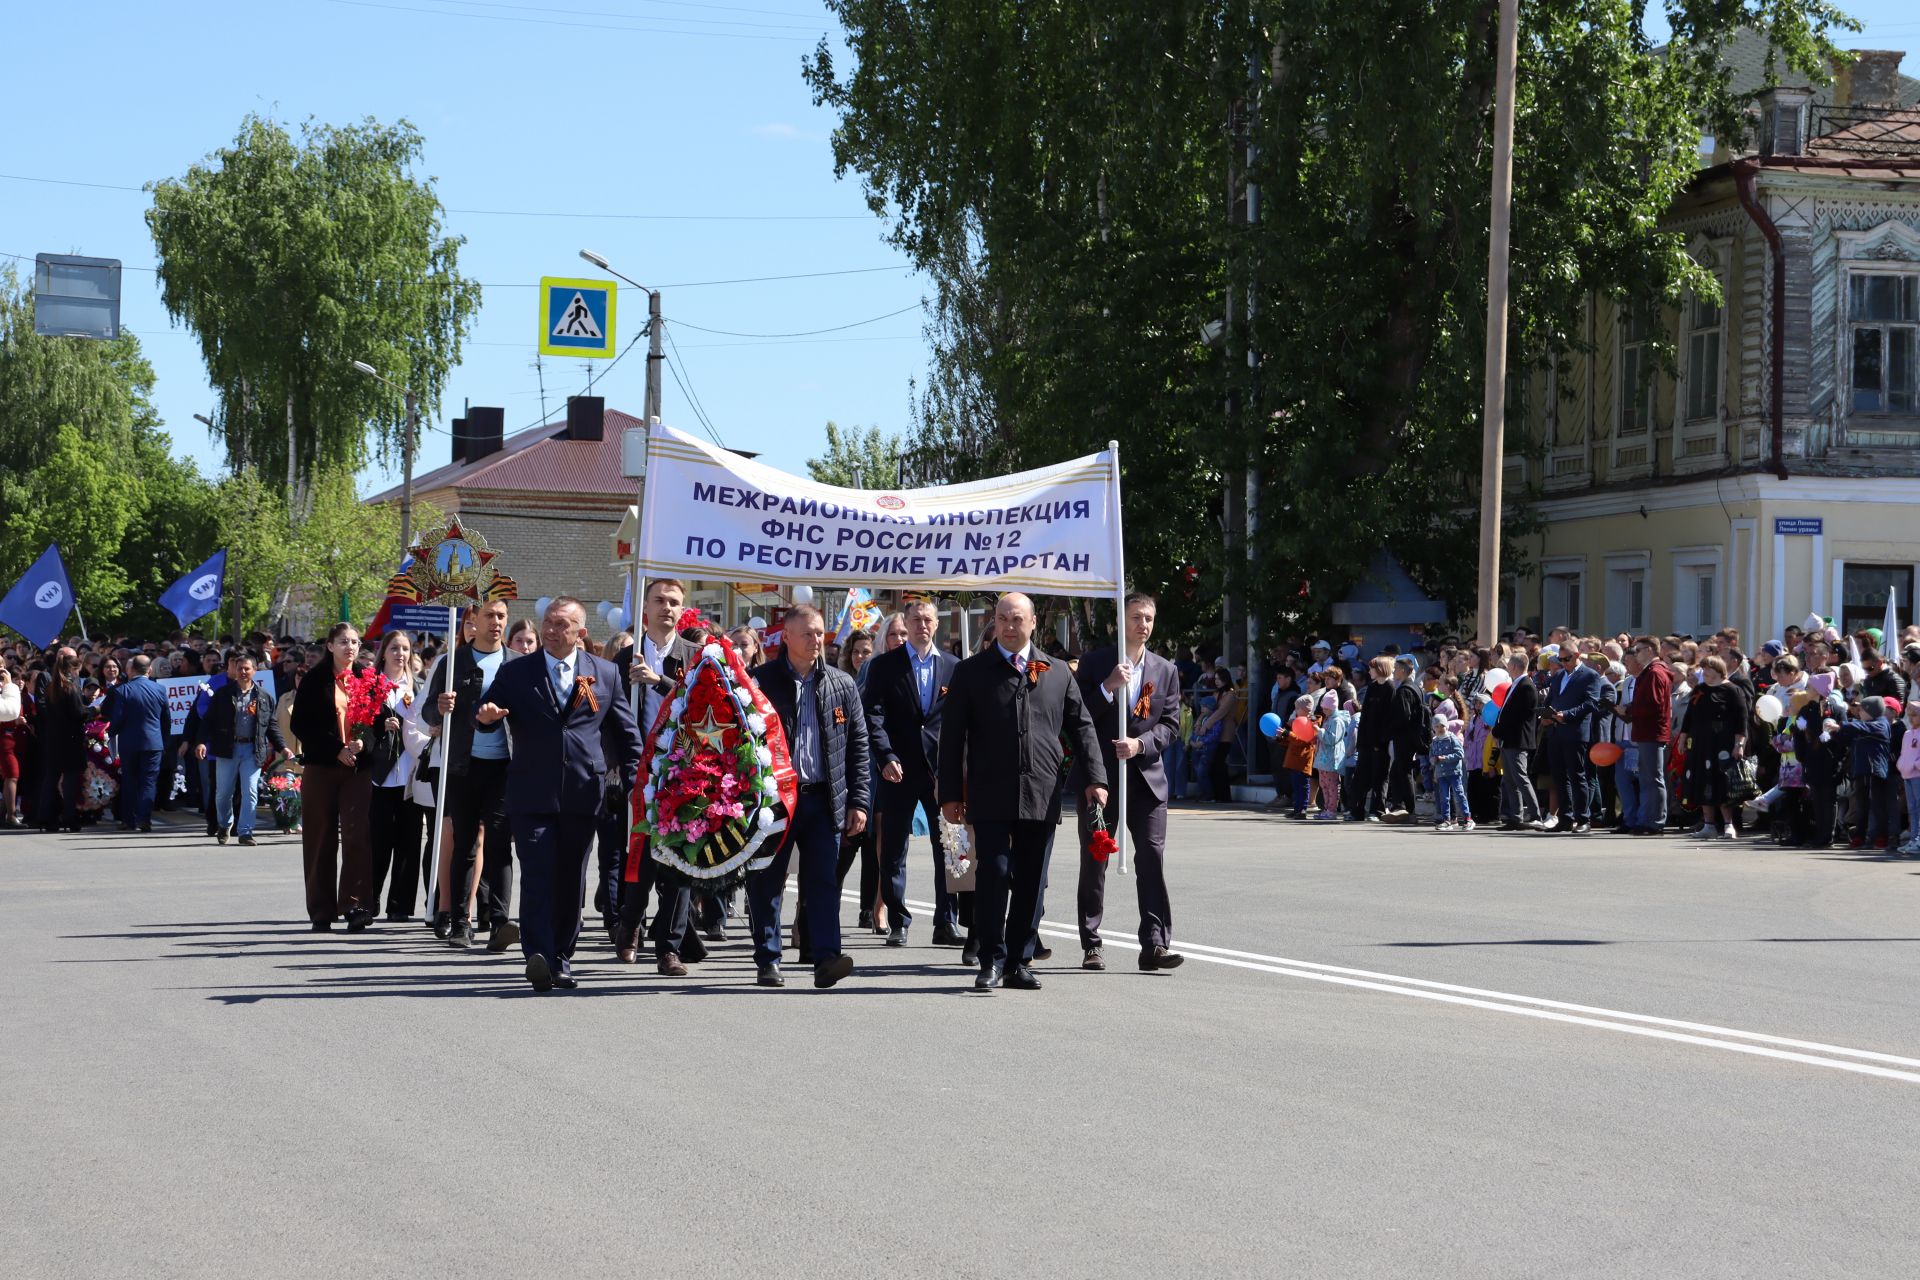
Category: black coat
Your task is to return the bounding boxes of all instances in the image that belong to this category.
[420,644,518,777]
[1356,682,1394,752]
[1067,647,1183,805]
[938,646,1105,823]
[750,657,871,831]
[41,684,89,770]
[202,682,287,760]
[861,643,960,795]
[1492,675,1541,751]
[291,659,363,769]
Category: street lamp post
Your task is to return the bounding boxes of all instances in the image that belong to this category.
[578,251,663,426]
[351,360,420,554]
[1476,0,1522,649]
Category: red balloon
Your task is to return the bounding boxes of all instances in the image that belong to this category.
[1289,716,1317,743]
[1490,682,1510,707]
[1589,742,1622,767]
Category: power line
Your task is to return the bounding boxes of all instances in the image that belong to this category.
[319,0,812,40]
[667,301,923,339]
[662,324,723,444]
[663,355,723,447]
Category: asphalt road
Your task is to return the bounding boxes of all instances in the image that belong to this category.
[5,806,1919,1278]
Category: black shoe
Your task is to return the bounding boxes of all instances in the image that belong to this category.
[857,910,874,930]
[974,963,1004,991]
[931,923,964,947]
[345,909,373,932]
[450,920,475,949]
[960,938,980,968]
[384,910,409,922]
[703,923,729,943]
[552,966,578,990]
[1006,965,1042,990]
[215,830,228,846]
[309,920,333,933]
[814,954,854,988]
[237,835,256,846]
[1499,820,1523,831]
[1031,943,1053,962]
[885,924,906,947]
[139,822,153,833]
[487,920,519,953]
[525,954,554,992]
[1139,946,1184,971]
[431,912,452,940]
[756,962,785,988]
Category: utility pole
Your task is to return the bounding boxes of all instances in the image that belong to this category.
[1476,0,1521,649]
[645,288,663,427]
[400,387,419,554]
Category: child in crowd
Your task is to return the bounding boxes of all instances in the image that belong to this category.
[1897,700,1920,855]
[1282,694,1316,818]
[1312,692,1351,821]
[1430,713,1472,831]
[1838,695,1897,850]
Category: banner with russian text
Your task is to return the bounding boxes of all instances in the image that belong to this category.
[635,425,1122,598]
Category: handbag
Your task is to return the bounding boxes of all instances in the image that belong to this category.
[1729,756,1760,803]
[365,722,404,781]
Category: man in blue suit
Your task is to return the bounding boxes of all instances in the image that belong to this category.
[1542,646,1602,834]
[861,599,962,952]
[108,654,170,833]
[476,598,643,992]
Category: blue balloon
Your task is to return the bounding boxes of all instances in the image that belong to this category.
[1481,700,1500,727]
[1258,712,1283,739]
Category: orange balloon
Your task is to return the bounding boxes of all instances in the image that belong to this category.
[1589,742,1622,767]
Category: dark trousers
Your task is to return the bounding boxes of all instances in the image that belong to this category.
[369,785,427,917]
[300,763,373,924]
[618,837,699,960]
[509,811,594,974]
[971,817,1055,972]
[835,824,880,919]
[1807,781,1838,847]
[745,788,840,968]
[874,778,964,931]
[121,749,159,827]
[1865,774,1902,843]
[40,764,82,829]
[595,791,627,932]
[448,757,512,925]
[1076,786,1171,952]
[1357,744,1390,817]
[1547,734,1591,822]
[1387,749,1417,813]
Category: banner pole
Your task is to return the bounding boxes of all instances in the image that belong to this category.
[1107,439,1127,878]
[422,606,456,921]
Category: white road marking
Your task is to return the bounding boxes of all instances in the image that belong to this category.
[850,892,1920,1084]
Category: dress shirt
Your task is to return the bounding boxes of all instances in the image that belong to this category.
[909,641,939,713]
[547,649,576,702]
[1100,647,1146,710]
[788,657,824,784]
[642,631,676,730]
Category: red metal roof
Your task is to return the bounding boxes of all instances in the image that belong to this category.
[368,407,644,503]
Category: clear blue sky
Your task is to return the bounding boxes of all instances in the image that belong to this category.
[3,0,927,494]
[4,1,1915,499]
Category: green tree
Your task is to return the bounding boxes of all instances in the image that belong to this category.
[286,468,432,626]
[805,1,1854,643]
[210,467,294,637]
[805,420,902,488]
[0,424,141,624]
[146,114,481,516]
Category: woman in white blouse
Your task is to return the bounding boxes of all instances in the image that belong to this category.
[368,631,430,921]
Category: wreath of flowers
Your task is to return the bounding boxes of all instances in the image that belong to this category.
[78,719,120,815]
[629,628,797,889]
[266,773,303,831]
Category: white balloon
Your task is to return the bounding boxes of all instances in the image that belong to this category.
[746,615,767,630]
[791,584,815,606]
[535,596,553,617]
[606,607,627,633]
[1483,668,1511,690]
[596,600,614,618]
[1754,693,1784,722]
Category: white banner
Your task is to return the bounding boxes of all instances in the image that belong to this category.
[159,671,277,737]
[635,425,1123,598]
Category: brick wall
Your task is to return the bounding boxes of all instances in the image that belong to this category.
[439,492,635,643]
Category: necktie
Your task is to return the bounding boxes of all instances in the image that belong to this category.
[1012,653,1027,675]
[553,660,569,699]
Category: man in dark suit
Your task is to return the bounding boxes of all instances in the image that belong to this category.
[107,654,169,833]
[1386,656,1429,815]
[861,598,962,951]
[1542,647,1602,834]
[421,599,518,950]
[746,604,870,989]
[607,577,706,973]
[475,598,643,992]
[1070,593,1184,972]
[1490,653,1542,829]
[940,592,1106,992]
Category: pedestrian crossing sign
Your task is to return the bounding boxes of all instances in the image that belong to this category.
[539,276,617,358]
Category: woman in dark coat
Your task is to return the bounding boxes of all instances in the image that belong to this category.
[1681,655,1750,838]
[290,624,378,931]
[38,653,89,833]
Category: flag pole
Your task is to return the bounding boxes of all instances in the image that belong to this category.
[1108,439,1127,878]
[72,602,89,645]
[422,605,457,921]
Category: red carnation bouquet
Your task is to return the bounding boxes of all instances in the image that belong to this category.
[1088,807,1118,863]
[343,668,397,749]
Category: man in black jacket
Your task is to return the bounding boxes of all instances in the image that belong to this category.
[861,598,962,950]
[1386,655,1428,815]
[745,605,871,990]
[940,593,1106,992]
[420,599,519,951]
[1491,653,1542,829]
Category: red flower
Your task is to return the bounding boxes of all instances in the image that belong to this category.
[1089,829,1118,862]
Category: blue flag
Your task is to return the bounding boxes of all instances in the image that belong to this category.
[0,543,76,650]
[158,550,228,627]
